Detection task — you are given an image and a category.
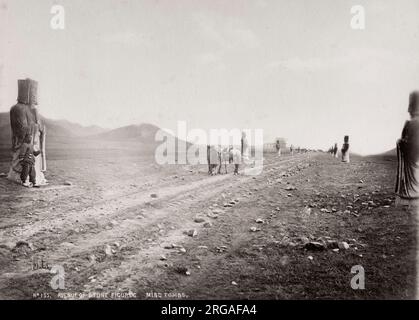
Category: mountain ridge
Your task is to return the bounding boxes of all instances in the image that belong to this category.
[0,112,170,146]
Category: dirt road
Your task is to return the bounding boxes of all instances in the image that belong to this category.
[0,152,415,299]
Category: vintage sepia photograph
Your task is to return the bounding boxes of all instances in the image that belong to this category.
[1,0,419,307]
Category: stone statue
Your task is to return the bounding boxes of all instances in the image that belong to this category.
[341,136,350,163]
[333,143,338,158]
[395,91,419,299]
[7,79,47,186]
[396,91,419,200]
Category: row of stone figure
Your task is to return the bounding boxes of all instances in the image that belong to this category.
[323,90,419,202]
[328,136,350,163]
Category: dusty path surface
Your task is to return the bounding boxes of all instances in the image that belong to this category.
[0,151,415,299]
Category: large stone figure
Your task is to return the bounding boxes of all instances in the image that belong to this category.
[396,91,419,200]
[7,79,47,186]
[395,91,419,299]
[341,136,350,163]
[333,143,338,158]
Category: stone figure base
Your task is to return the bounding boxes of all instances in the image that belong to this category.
[342,151,350,163]
[7,149,47,186]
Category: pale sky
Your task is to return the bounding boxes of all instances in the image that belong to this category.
[1,0,419,154]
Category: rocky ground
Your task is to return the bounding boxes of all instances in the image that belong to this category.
[0,150,416,299]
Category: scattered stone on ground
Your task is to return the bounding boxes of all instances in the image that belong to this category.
[186,229,198,237]
[105,245,114,256]
[304,241,327,251]
[194,216,206,223]
[338,241,350,250]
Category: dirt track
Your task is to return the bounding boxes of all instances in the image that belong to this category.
[0,152,416,299]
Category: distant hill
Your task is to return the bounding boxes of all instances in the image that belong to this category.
[381,148,396,156]
[89,123,161,143]
[86,123,191,157]
[364,148,397,162]
[42,118,107,137]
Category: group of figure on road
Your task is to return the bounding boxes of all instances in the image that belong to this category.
[206,132,249,175]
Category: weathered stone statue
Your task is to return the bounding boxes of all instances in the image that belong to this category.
[396,91,419,299]
[7,79,47,186]
[396,91,419,200]
[333,143,338,158]
[341,136,350,163]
